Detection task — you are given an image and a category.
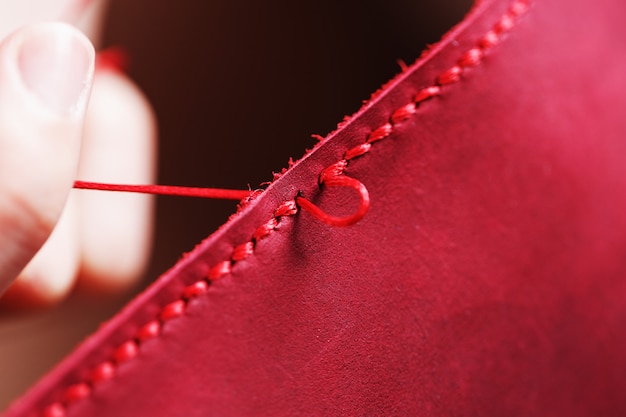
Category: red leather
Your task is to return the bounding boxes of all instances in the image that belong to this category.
[5,0,626,415]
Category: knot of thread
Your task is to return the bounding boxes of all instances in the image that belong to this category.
[296,163,370,227]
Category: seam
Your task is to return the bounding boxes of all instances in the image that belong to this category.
[41,2,530,416]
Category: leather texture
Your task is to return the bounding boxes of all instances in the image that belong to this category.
[5,0,626,415]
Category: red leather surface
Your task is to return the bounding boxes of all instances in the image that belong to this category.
[5,0,626,415]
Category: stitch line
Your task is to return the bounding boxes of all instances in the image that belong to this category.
[40,2,530,415]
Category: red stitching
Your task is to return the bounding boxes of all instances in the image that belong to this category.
[367,123,393,143]
[42,403,64,417]
[182,280,209,299]
[160,300,187,322]
[253,217,279,241]
[414,85,442,103]
[90,361,115,384]
[62,384,90,404]
[207,260,232,281]
[438,65,463,85]
[459,48,484,67]
[480,30,500,48]
[136,320,161,342]
[112,341,139,364]
[232,241,255,262]
[391,103,418,124]
[40,1,530,414]
[344,142,372,161]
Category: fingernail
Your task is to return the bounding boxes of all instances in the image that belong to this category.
[18,25,93,114]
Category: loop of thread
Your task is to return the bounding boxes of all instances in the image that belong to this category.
[296,170,370,227]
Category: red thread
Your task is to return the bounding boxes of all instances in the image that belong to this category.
[414,86,441,103]
[391,103,417,124]
[137,320,161,342]
[367,123,393,143]
[183,281,209,299]
[495,14,516,33]
[62,384,91,404]
[274,200,299,218]
[208,261,232,281]
[253,218,279,241]
[113,341,139,364]
[96,47,129,73]
[510,1,529,16]
[43,403,65,417]
[90,362,116,384]
[297,167,370,227]
[459,48,484,67]
[320,161,347,181]
[160,300,186,321]
[232,242,255,261]
[344,143,372,161]
[480,30,500,48]
[73,181,251,201]
[438,65,463,85]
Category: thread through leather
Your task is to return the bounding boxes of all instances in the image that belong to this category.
[43,2,531,415]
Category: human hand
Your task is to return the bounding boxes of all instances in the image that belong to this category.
[0,0,156,308]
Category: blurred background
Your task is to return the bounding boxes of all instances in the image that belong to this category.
[0,0,472,408]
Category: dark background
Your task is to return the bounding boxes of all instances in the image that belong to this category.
[0,0,471,408]
[108,0,473,279]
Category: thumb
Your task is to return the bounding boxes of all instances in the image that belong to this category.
[0,23,94,295]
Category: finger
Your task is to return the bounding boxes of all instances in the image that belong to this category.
[67,0,109,45]
[0,0,106,41]
[0,23,94,295]
[1,197,80,308]
[76,66,157,292]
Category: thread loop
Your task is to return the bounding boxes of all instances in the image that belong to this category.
[296,171,370,227]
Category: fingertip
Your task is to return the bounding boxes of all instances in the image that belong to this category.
[0,23,94,292]
[1,199,80,309]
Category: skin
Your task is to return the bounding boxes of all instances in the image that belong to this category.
[0,0,157,307]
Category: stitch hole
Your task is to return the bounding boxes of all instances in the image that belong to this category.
[137,320,161,342]
[160,300,187,322]
[459,48,483,67]
[232,241,254,262]
[183,280,209,299]
[344,143,371,161]
[391,103,417,125]
[113,340,139,364]
[414,86,441,103]
[63,383,91,404]
[438,66,463,85]
[91,361,116,384]
[208,260,232,281]
[366,123,393,143]
[43,403,66,417]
